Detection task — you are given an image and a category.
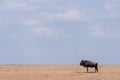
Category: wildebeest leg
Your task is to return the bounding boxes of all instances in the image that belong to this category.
[95,66,98,72]
[87,67,88,72]
[96,66,98,72]
[95,64,98,72]
[95,67,96,72]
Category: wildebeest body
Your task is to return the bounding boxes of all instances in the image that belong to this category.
[80,60,98,72]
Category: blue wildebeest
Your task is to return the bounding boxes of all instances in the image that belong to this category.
[80,60,98,72]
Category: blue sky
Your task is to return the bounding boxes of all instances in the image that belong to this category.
[0,0,120,64]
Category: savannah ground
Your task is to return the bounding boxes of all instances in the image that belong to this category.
[0,65,120,80]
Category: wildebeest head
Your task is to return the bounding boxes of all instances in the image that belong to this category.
[80,60,85,66]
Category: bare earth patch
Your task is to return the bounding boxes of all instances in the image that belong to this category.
[0,65,120,80]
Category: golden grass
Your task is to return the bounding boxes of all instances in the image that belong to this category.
[0,65,120,80]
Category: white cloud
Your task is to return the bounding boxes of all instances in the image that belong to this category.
[0,1,29,11]
[33,27,64,38]
[89,24,108,38]
[78,0,120,19]
[104,0,120,18]
[50,8,90,21]
[23,19,40,26]
[89,24,120,38]
[0,0,64,12]
[0,0,91,27]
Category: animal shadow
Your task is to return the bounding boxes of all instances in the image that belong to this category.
[76,71,97,74]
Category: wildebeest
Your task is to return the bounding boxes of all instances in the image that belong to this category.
[80,60,98,72]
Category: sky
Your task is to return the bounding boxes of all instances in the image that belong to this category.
[0,0,120,64]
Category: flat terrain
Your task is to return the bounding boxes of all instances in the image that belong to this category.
[0,65,120,80]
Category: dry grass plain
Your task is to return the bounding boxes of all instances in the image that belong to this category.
[0,65,120,80]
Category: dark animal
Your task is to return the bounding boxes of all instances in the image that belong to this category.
[80,60,98,72]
